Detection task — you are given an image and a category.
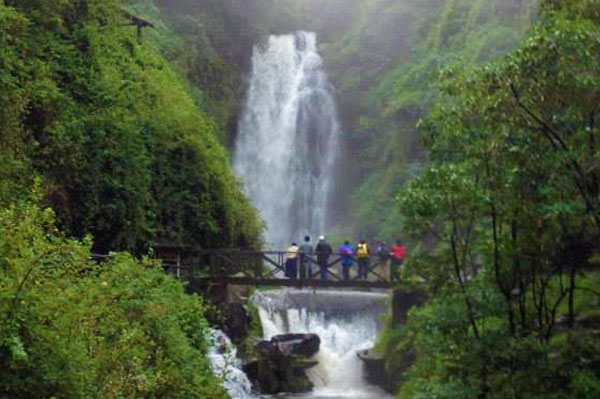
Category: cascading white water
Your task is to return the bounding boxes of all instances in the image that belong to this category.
[234,31,341,250]
[255,290,393,399]
[207,329,255,399]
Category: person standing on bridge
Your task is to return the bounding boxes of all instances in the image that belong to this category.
[299,235,314,279]
[356,239,370,280]
[338,239,355,281]
[390,239,407,282]
[285,242,299,279]
[315,235,333,280]
[376,240,389,279]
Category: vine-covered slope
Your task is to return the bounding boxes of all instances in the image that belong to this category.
[0,0,263,253]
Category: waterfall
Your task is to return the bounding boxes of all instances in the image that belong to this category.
[234,31,341,250]
[207,329,255,399]
[255,289,393,399]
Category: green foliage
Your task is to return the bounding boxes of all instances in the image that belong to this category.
[239,298,264,362]
[146,0,306,144]
[0,194,228,399]
[0,5,36,205]
[0,0,263,253]
[304,0,537,241]
[377,1,600,397]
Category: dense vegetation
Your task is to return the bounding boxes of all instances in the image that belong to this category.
[0,191,228,398]
[0,0,263,254]
[300,0,539,239]
[0,0,264,396]
[378,0,600,398]
[3,0,600,397]
[128,0,304,146]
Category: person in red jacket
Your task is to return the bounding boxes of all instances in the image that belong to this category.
[390,239,406,282]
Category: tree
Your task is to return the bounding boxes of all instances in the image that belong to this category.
[388,1,600,397]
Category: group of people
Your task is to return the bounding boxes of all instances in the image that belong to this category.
[284,236,407,282]
[284,235,334,280]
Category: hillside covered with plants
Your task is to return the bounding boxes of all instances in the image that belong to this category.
[0,0,263,254]
[2,0,600,398]
[129,0,540,243]
[377,0,600,398]
[145,0,540,241]
[300,0,539,240]
[0,0,262,396]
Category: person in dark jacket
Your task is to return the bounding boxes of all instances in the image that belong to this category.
[315,235,333,280]
[376,240,389,279]
[299,235,314,279]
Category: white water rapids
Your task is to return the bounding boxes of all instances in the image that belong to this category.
[234,31,341,250]
[207,329,255,399]
[255,289,393,399]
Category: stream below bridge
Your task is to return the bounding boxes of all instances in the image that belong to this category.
[210,289,394,399]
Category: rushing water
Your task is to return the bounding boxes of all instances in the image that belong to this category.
[230,29,388,399]
[234,31,341,250]
[255,289,393,399]
[207,329,255,399]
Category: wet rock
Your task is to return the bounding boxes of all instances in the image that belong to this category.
[357,348,386,387]
[222,303,251,346]
[392,288,428,326]
[244,334,320,394]
[271,333,320,357]
[358,347,416,393]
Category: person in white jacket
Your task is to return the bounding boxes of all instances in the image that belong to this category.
[285,242,299,279]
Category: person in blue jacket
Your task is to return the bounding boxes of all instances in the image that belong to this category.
[338,239,355,281]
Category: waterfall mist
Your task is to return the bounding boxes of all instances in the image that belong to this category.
[234,31,341,250]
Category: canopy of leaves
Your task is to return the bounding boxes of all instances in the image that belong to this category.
[380,1,600,398]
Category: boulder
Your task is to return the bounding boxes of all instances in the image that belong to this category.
[271,333,320,357]
[245,334,320,394]
[222,303,251,346]
[357,348,386,387]
[357,347,416,393]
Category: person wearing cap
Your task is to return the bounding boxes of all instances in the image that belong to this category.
[315,235,333,280]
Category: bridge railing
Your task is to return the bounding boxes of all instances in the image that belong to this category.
[161,250,394,283]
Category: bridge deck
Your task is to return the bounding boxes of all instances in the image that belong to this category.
[156,249,396,290]
[192,276,392,289]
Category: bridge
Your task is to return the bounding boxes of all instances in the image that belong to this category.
[92,249,424,327]
[159,250,394,289]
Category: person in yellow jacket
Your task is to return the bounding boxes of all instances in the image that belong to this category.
[356,239,370,280]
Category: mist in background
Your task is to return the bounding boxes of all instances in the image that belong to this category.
[143,0,538,243]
